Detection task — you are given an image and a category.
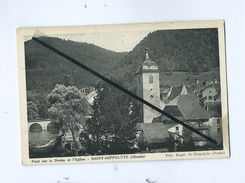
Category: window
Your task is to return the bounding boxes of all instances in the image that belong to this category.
[217,119,221,125]
[149,75,153,84]
[150,95,154,99]
[209,96,212,100]
[175,126,179,131]
[217,128,221,133]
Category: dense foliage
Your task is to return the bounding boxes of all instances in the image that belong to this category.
[80,81,140,155]
[27,91,49,119]
[27,101,39,120]
[113,28,219,86]
[25,37,126,92]
[47,84,91,155]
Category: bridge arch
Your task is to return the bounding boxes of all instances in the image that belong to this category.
[30,123,42,132]
[28,120,51,131]
[47,122,60,131]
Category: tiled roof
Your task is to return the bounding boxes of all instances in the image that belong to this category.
[136,51,159,73]
[160,94,211,122]
[161,89,171,94]
[167,84,188,102]
[198,82,221,95]
[164,123,180,130]
[152,116,182,130]
[212,83,221,93]
[161,106,184,121]
[136,123,170,144]
[168,85,183,101]
[176,95,211,121]
[152,116,161,123]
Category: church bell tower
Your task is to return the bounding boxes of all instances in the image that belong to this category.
[136,49,160,123]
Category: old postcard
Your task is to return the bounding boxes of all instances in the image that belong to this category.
[17,21,230,165]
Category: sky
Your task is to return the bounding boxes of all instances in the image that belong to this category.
[46,30,152,52]
[26,29,153,52]
[58,31,152,52]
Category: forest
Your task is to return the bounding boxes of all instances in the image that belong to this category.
[112,28,219,86]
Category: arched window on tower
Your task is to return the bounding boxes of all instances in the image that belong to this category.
[149,75,153,84]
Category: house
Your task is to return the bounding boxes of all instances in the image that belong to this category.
[201,86,218,102]
[154,116,185,144]
[164,84,188,103]
[205,101,222,144]
[154,94,211,146]
[136,123,170,150]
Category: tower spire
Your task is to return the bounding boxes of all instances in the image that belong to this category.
[145,48,150,60]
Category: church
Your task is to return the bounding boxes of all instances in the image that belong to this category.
[135,49,221,150]
[136,49,163,123]
[135,49,171,150]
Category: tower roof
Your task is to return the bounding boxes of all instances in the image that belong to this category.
[136,49,159,73]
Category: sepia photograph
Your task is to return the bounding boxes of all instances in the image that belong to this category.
[17,21,229,165]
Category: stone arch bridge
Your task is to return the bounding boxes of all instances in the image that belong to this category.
[28,120,59,131]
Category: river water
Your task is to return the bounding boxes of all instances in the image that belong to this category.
[29,130,59,147]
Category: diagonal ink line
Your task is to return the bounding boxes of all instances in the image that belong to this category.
[32,37,217,144]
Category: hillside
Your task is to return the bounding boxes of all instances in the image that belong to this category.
[25,36,126,92]
[112,28,219,87]
[25,28,220,91]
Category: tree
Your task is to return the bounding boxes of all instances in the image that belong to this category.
[47,84,90,155]
[38,103,49,119]
[27,91,49,119]
[27,101,39,120]
[80,81,140,155]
